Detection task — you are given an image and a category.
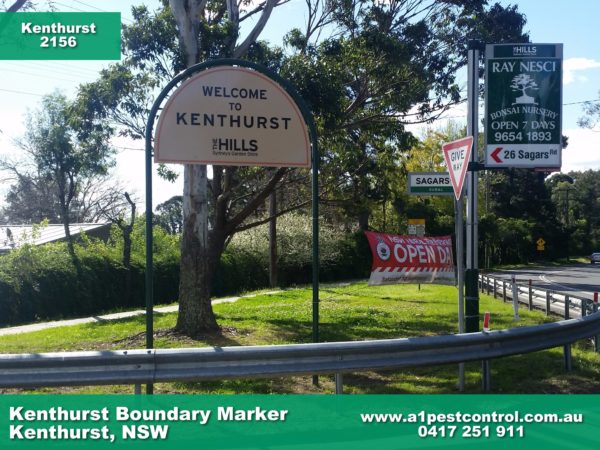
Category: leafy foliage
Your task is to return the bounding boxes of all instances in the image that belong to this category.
[547,169,600,255]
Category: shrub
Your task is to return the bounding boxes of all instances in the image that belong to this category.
[0,215,372,326]
[0,223,180,326]
[227,213,371,287]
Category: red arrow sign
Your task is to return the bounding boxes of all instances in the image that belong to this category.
[491,147,503,163]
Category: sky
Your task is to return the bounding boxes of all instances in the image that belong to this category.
[0,0,599,213]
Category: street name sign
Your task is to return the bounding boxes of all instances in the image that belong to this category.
[408,172,453,196]
[485,43,563,169]
[442,136,473,201]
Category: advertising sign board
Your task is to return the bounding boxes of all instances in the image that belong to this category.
[365,231,455,286]
[154,66,311,167]
[485,43,563,168]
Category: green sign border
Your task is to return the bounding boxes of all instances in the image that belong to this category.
[408,172,453,196]
[484,43,563,169]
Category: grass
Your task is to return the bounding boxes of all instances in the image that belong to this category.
[1,281,599,394]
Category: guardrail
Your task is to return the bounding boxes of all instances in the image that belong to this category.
[480,274,599,319]
[1,311,600,392]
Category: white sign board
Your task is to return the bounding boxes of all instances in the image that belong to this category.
[408,172,453,196]
[442,137,473,201]
[154,66,311,167]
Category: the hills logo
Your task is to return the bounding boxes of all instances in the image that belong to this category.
[513,45,537,56]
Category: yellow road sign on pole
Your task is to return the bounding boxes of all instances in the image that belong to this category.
[536,238,546,251]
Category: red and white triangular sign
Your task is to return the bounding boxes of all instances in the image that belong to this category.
[442,136,474,201]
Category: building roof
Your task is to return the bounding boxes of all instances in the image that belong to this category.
[0,223,111,253]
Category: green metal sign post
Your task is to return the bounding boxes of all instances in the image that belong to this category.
[485,43,563,169]
[145,59,320,393]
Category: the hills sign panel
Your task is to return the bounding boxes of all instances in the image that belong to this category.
[154,66,311,167]
[485,43,562,169]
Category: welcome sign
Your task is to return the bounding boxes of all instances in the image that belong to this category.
[154,66,311,167]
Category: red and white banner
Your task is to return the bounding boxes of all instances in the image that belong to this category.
[365,231,455,286]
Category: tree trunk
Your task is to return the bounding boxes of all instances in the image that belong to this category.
[176,164,219,334]
[58,187,78,266]
[269,190,278,287]
[358,210,370,231]
[170,0,279,336]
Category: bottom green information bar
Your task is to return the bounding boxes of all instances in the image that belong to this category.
[1,395,598,449]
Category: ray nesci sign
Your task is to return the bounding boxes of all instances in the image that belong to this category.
[154,66,311,167]
[485,43,562,169]
[365,231,455,286]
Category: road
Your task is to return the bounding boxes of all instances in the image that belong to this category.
[485,263,600,301]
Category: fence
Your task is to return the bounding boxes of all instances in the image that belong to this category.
[479,274,598,320]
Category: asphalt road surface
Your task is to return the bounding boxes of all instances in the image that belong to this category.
[485,263,600,301]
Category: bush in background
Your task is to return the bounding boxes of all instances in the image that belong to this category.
[0,214,371,326]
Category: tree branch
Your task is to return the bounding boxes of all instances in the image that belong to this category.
[233,0,277,58]
[225,167,287,235]
[7,0,27,12]
[233,199,311,233]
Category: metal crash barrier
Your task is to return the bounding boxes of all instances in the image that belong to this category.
[1,312,600,391]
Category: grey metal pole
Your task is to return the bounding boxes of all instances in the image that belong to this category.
[482,360,491,392]
[465,40,482,333]
[594,294,599,352]
[512,275,519,319]
[335,373,343,394]
[564,345,572,372]
[456,196,465,391]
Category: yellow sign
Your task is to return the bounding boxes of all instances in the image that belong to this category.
[536,238,546,251]
[407,219,426,237]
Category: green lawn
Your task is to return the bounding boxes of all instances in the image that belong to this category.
[1,282,599,394]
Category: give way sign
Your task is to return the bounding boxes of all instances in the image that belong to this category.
[442,136,474,201]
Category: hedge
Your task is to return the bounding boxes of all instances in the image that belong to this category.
[0,224,372,327]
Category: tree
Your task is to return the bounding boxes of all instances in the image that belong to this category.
[155,195,183,235]
[578,91,600,130]
[510,74,538,105]
[548,170,600,255]
[76,0,528,336]
[0,173,62,223]
[483,169,563,263]
[8,93,114,261]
